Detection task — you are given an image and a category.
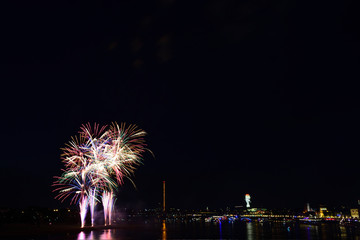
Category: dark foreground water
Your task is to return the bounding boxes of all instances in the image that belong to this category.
[3,221,360,240]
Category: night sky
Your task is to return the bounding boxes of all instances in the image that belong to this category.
[1,1,360,210]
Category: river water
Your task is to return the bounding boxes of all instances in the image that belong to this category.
[41,221,360,240]
[4,221,358,240]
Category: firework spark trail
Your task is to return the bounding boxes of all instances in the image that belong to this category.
[102,191,109,225]
[104,123,147,185]
[53,133,96,227]
[107,192,115,226]
[89,187,97,227]
[53,122,148,227]
[96,123,147,224]
[102,191,116,225]
[79,195,88,228]
[80,124,109,227]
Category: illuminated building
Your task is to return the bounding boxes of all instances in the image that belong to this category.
[245,194,251,208]
[350,209,359,218]
[319,206,328,218]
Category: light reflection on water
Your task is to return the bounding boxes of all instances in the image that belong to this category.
[77,231,86,240]
[162,220,167,240]
[246,222,254,240]
[218,220,222,240]
[74,221,360,240]
[77,229,114,240]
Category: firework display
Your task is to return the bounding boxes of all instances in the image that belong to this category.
[102,191,115,226]
[53,122,147,227]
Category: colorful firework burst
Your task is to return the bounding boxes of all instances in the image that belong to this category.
[53,122,148,227]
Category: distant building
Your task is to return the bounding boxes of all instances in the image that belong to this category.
[305,203,314,212]
[243,208,269,216]
[350,209,359,218]
[319,207,328,218]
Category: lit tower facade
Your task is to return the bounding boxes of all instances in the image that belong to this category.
[245,194,251,208]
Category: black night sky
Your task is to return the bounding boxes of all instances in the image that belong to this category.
[1,1,360,210]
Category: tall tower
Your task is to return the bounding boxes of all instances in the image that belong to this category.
[163,181,166,213]
[306,203,311,212]
[245,194,251,208]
